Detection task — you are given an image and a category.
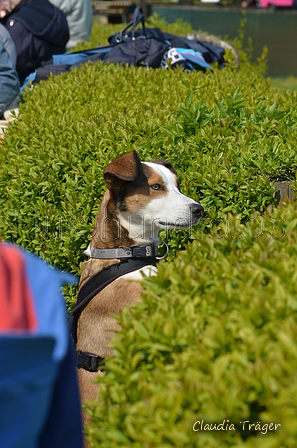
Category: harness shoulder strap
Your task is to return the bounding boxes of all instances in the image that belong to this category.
[69,257,157,345]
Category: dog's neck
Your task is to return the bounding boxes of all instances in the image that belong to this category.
[90,191,159,250]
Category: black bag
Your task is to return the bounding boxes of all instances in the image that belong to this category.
[108,13,225,67]
[108,7,146,44]
[106,37,169,69]
[105,7,170,69]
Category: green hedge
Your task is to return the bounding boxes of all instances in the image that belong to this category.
[88,206,297,448]
[0,17,297,446]
[1,18,296,273]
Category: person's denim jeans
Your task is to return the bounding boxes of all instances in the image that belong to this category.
[0,31,20,117]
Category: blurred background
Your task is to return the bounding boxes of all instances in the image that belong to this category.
[92,0,297,85]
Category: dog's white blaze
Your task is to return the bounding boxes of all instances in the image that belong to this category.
[114,265,158,281]
[117,162,200,244]
[141,162,198,225]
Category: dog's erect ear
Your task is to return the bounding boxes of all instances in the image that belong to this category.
[104,151,143,192]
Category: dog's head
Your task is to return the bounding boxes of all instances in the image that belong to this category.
[102,151,203,243]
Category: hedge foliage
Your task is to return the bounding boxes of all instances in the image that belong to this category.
[88,206,297,448]
[0,16,297,447]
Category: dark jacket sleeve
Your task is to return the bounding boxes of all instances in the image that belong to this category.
[1,0,69,83]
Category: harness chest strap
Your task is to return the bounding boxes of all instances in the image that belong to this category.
[70,256,159,373]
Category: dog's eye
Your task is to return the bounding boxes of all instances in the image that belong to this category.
[151,184,163,191]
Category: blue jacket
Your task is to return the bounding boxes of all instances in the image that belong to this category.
[0,243,83,448]
[0,0,69,83]
[0,33,20,116]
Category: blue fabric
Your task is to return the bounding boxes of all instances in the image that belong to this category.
[0,245,82,448]
[52,46,110,65]
[20,71,36,93]
[176,48,213,71]
[0,35,20,115]
[22,248,76,360]
[163,32,225,66]
[38,337,84,448]
[0,337,58,448]
[0,23,17,66]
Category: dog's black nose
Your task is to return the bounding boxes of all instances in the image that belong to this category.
[189,203,204,219]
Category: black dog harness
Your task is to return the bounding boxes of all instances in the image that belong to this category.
[70,244,162,372]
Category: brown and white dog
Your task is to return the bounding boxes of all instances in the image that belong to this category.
[74,151,203,404]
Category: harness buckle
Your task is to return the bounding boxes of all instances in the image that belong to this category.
[77,350,105,372]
